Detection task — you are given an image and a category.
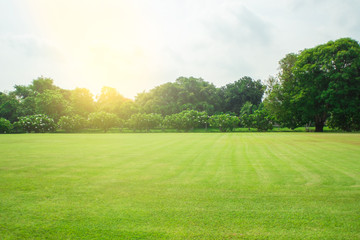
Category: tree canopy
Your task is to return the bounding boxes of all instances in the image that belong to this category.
[1,37,359,133]
[265,38,360,132]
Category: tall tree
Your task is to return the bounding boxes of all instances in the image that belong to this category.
[266,38,360,132]
[293,38,360,132]
[264,54,303,129]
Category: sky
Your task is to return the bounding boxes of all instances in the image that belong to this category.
[1,0,359,99]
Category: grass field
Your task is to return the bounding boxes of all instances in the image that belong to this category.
[1,133,360,239]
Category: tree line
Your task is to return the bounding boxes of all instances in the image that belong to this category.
[1,37,359,133]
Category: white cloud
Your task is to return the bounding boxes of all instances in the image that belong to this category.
[1,0,360,98]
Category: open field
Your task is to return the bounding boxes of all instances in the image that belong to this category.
[1,133,360,239]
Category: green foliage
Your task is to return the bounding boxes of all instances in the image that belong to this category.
[163,114,182,131]
[267,38,360,132]
[30,77,58,93]
[127,113,163,132]
[0,118,13,133]
[11,85,34,99]
[88,111,119,132]
[16,96,37,117]
[3,38,360,134]
[162,110,208,131]
[222,76,265,113]
[264,54,303,130]
[0,93,19,122]
[239,101,255,130]
[117,101,139,120]
[35,89,70,121]
[58,115,86,132]
[70,88,95,117]
[249,107,274,131]
[135,77,222,115]
[209,114,240,132]
[97,86,130,115]
[18,114,56,133]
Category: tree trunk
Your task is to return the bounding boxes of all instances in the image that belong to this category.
[314,113,326,132]
[315,122,324,132]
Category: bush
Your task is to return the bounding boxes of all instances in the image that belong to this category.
[0,118,13,133]
[127,113,162,132]
[58,115,86,132]
[162,110,208,131]
[249,108,274,131]
[209,114,240,132]
[88,111,119,132]
[18,114,56,133]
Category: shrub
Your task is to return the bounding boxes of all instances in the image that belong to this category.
[0,118,13,133]
[209,114,240,132]
[58,115,86,132]
[88,111,119,132]
[18,114,56,133]
[249,108,274,131]
[162,110,208,131]
[127,113,162,132]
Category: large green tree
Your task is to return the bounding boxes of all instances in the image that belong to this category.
[293,38,360,132]
[266,38,360,132]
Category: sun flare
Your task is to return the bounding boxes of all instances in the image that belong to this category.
[23,0,158,98]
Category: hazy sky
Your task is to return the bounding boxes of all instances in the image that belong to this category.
[1,0,359,98]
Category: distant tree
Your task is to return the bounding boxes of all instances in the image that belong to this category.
[240,101,255,131]
[175,77,223,113]
[136,82,181,115]
[0,93,19,122]
[70,88,95,117]
[117,101,139,120]
[0,118,13,133]
[30,77,58,93]
[135,77,222,115]
[97,86,130,115]
[222,76,265,113]
[264,55,303,130]
[88,111,119,132]
[35,89,70,121]
[11,85,34,99]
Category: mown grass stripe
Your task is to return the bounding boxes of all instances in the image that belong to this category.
[1,133,360,239]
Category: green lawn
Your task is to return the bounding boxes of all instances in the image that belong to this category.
[1,133,359,239]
